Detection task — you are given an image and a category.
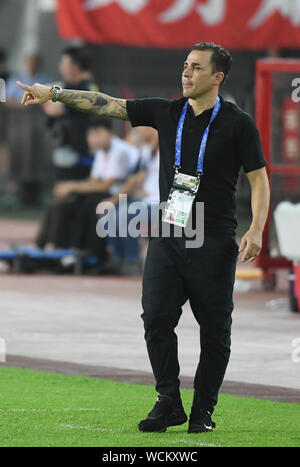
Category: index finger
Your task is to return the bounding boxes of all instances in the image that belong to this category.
[16,81,33,92]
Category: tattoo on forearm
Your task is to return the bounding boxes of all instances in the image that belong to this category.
[58,90,129,121]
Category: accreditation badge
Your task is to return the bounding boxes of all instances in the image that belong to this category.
[162,172,200,228]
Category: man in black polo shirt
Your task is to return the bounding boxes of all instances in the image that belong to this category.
[17,42,270,434]
[43,46,100,181]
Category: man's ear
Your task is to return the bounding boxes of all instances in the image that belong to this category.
[216,72,224,84]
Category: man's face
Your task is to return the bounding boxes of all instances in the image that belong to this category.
[182,50,222,99]
[87,127,112,151]
[27,55,39,76]
[59,55,79,82]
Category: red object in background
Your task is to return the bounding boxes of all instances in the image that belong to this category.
[255,59,300,289]
[282,99,300,193]
[294,265,300,312]
[57,0,300,49]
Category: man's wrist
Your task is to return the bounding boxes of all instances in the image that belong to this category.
[249,224,263,234]
[73,182,87,193]
[49,88,54,101]
[51,85,63,102]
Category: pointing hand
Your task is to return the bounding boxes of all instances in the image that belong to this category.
[16,81,54,106]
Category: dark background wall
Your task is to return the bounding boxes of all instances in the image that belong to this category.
[86,45,263,115]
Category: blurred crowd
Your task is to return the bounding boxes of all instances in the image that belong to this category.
[1,44,278,275]
[0,46,160,275]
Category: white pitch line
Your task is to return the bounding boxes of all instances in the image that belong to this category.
[169,439,220,448]
[0,408,101,414]
[58,423,123,433]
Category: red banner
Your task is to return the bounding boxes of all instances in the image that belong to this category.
[57,0,300,49]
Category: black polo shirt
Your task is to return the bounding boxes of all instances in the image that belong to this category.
[126,96,266,235]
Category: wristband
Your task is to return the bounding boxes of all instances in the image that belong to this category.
[51,85,63,102]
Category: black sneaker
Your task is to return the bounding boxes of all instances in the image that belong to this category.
[138,395,187,432]
[187,407,216,433]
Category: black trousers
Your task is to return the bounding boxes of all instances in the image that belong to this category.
[36,195,82,249]
[36,193,108,260]
[70,192,109,259]
[141,234,239,411]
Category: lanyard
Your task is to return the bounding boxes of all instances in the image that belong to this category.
[174,96,221,176]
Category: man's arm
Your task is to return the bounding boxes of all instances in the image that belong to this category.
[96,170,147,211]
[16,81,129,121]
[54,178,118,199]
[57,89,128,120]
[239,167,270,262]
[96,170,148,215]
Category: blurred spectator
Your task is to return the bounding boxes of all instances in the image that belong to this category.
[70,119,141,261]
[135,126,160,207]
[36,118,140,264]
[0,48,9,82]
[4,54,51,204]
[6,53,50,105]
[0,48,9,140]
[98,126,159,275]
[43,46,100,182]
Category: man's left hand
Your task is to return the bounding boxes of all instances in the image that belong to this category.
[53,182,75,199]
[238,228,262,263]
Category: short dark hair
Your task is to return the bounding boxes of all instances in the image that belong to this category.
[87,116,113,131]
[190,42,232,86]
[61,46,91,71]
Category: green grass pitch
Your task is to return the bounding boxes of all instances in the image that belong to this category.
[0,367,299,447]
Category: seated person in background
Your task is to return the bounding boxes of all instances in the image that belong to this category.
[69,119,140,259]
[97,126,159,275]
[36,117,140,263]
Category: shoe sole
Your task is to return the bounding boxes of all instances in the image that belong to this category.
[166,414,188,428]
[187,425,214,433]
[138,414,188,433]
[139,426,167,433]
